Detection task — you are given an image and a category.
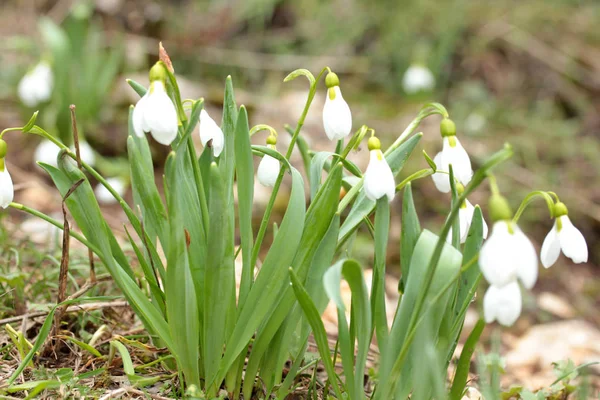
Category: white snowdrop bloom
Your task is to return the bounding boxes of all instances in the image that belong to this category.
[431,136,473,193]
[402,64,435,94]
[541,212,588,268]
[75,141,96,166]
[445,200,489,244]
[483,281,522,327]
[257,146,280,188]
[95,177,127,205]
[322,72,352,141]
[479,220,538,289]
[199,109,225,157]
[0,165,14,208]
[132,80,178,146]
[364,147,395,203]
[34,140,60,167]
[18,62,53,107]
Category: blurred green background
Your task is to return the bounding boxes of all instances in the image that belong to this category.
[0,0,598,298]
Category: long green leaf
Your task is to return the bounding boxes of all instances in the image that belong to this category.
[399,183,421,293]
[372,199,390,349]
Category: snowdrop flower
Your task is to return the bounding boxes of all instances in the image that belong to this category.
[18,62,53,107]
[132,63,178,146]
[0,164,14,208]
[431,119,473,193]
[479,194,538,289]
[363,136,395,202]
[483,281,522,326]
[257,136,280,187]
[199,109,224,157]
[446,199,489,244]
[34,140,60,167]
[322,72,352,141]
[541,202,588,268]
[402,64,435,94]
[95,177,127,205]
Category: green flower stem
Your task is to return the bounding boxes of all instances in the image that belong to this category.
[379,144,513,399]
[250,67,328,267]
[0,127,23,138]
[395,168,435,192]
[9,202,99,254]
[512,190,556,223]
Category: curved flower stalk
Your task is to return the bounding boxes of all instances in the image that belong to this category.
[322,71,352,141]
[363,136,395,202]
[257,133,281,188]
[132,63,178,146]
[431,118,472,193]
[402,64,435,94]
[199,109,225,157]
[18,62,53,107]
[94,177,127,205]
[541,202,588,268]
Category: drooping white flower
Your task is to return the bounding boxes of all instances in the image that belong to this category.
[199,109,224,157]
[0,164,14,208]
[402,64,435,94]
[322,76,352,141]
[483,281,522,326]
[34,140,60,167]
[132,80,178,146]
[431,136,473,193]
[257,145,280,187]
[364,148,395,203]
[446,199,489,244]
[18,62,53,107]
[95,177,127,205]
[541,214,588,268]
[479,220,538,289]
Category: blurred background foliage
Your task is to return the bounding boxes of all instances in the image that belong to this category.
[0,0,598,269]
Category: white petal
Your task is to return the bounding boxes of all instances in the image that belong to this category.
[257,154,280,187]
[558,216,588,264]
[512,225,538,289]
[34,140,60,167]
[442,136,472,185]
[322,86,352,141]
[18,75,38,107]
[95,177,127,204]
[482,217,489,239]
[0,166,14,208]
[144,82,178,145]
[483,282,522,326]
[402,65,435,94]
[431,152,451,193]
[479,221,518,287]
[540,221,561,268]
[199,109,225,157]
[132,93,149,138]
[459,200,475,243]
[363,150,395,202]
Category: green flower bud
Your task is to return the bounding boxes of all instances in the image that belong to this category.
[440,118,456,137]
[325,72,340,89]
[553,201,568,218]
[149,62,168,83]
[368,136,381,151]
[0,140,7,159]
[266,134,277,145]
[489,194,513,222]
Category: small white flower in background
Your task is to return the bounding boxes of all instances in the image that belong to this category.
[431,119,473,193]
[322,71,352,141]
[257,134,280,187]
[541,202,588,268]
[480,220,538,289]
[18,62,53,107]
[363,136,395,202]
[402,64,435,94]
[199,109,225,157]
[483,281,522,326]
[34,140,60,167]
[75,141,96,166]
[95,177,127,205]
[0,163,14,209]
[445,199,489,244]
[132,63,178,146]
